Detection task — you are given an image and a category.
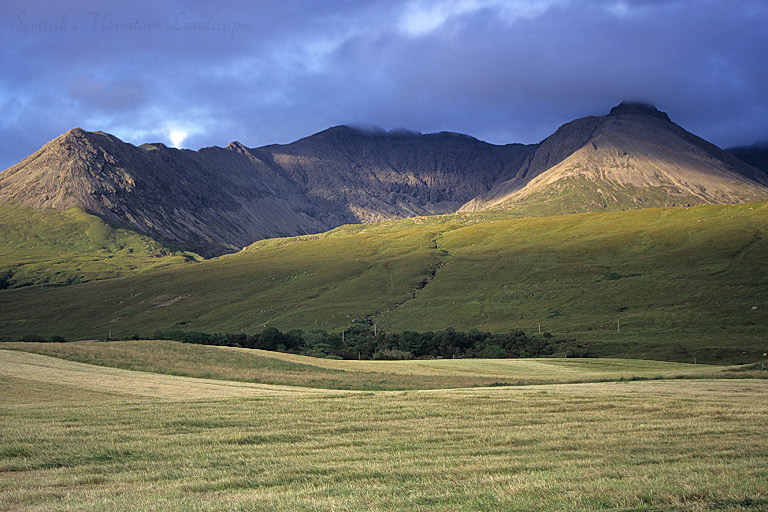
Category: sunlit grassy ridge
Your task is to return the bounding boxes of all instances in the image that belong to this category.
[488,175,709,217]
[3,340,741,390]
[1,349,767,511]
[0,204,198,288]
[1,203,767,363]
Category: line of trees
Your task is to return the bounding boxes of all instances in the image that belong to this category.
[153,325,568,360]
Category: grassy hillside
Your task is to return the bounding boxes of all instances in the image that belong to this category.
[1,203,767,363]
[2,341,740,390]
[0,204,198,288]
[381,202,768,363]
[487,175,711,218]
[2,350,767,511]
[0,218,444,340]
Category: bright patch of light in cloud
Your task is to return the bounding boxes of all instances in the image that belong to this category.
[99,124,197,150]
[606,1,632,18]
[169,129,189,148]
[399,0,558,36]
[399,0,463,36]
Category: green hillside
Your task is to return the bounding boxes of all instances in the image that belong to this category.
[0,205,199,288]
[1,203,767,363]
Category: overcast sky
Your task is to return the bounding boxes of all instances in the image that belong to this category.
[1,0,767,170]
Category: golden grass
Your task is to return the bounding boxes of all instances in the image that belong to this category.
[1,350,766,511]
[239,346,727,377]
[0,350,347,400]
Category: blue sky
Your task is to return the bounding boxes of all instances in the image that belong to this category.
[1,0,767,170]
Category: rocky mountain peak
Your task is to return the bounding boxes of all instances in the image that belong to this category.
[138,142,168,151]
[608,101,671,122]
[225,141,250,154]
[53,127,93,147]
[64,127,88,137]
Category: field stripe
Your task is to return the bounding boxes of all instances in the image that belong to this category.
[0,349,347,399]
[219,345,723,377]
[418,378,768,398]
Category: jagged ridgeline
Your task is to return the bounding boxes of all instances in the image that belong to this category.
[2,102,766,256]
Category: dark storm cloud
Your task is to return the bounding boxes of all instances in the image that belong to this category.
[1,0,767,170]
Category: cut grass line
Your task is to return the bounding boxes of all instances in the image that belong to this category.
[0,350,350,400]
[421,378,768,399]
[235,346,727,377]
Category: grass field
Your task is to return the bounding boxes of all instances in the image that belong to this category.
[0,340,752,390]
[1,349,767,511]
[1,202,767,363]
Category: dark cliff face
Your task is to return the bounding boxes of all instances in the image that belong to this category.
[258,127,536,224]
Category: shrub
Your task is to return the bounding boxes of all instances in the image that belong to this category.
[150,326,567,361]
[19,334,47,342]
[565,347,592,358]
[372,348,413,360]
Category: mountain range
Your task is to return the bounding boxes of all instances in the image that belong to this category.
[1,102,767,255]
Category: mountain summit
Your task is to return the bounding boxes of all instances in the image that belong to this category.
[460,102,768,214]
[608,101,672,122]
[0,128,327,255]
[1,102,767,255]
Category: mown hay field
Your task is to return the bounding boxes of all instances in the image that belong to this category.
[2,349,767,511]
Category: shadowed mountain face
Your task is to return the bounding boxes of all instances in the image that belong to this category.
[258,127,534,224]
[727,141,768,175]
[1,102,767,255]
